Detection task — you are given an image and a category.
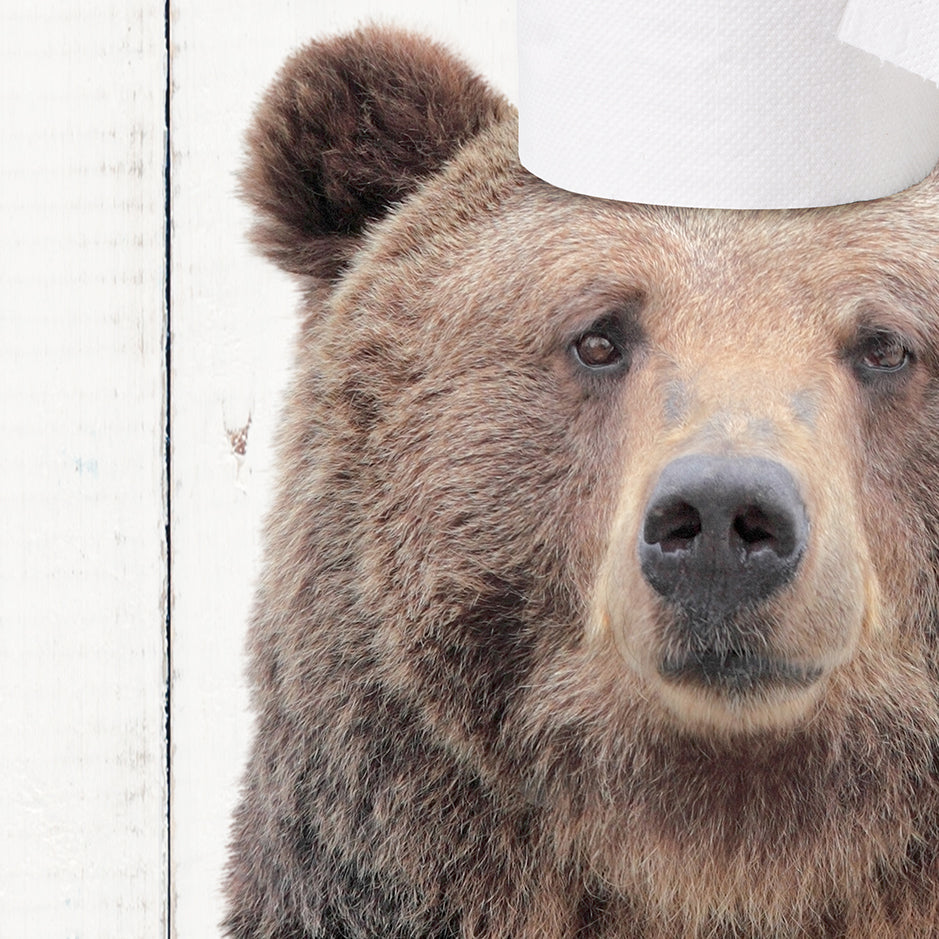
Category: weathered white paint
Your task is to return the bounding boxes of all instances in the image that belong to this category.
[0,2,169,937]
[168,3,516,936]
[0,0,516,935]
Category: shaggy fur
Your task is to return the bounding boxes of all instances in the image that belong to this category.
[225,26,939,939]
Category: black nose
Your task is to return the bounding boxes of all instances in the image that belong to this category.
[638,455,808,618]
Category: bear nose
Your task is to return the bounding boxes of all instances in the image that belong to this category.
[638,455,808,618]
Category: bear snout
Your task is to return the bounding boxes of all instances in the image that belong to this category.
[638,454,809,685]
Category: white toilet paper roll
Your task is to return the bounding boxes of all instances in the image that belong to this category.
[517,0,939,209]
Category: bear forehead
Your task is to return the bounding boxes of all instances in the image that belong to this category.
[337,118,939,345]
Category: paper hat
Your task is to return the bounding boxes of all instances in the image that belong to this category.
[517,0,939,209]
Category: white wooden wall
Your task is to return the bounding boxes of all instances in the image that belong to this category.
[0,2,515,937]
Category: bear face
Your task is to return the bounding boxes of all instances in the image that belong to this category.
[226,27,939,939]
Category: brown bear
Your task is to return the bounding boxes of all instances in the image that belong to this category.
[224,26,939,939]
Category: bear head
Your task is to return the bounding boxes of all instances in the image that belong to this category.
[227,26,939,939]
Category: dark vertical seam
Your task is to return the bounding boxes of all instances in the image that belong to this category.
[163,0,173,935]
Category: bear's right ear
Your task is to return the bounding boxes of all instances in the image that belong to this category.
[241,26,511,282]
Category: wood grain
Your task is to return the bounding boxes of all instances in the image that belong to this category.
[0,2,516,936]
[0,1,169,936]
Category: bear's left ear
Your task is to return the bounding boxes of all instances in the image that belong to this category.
[241,26,511,282]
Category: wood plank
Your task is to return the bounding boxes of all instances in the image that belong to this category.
[168,2,516,935]
[0,1,169,935]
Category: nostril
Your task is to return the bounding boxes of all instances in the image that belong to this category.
[733,506,775,550]
[732,505,797,556]
[644,500,702,553]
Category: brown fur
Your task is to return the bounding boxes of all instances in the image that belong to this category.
[239,27,510,281]
[225,26,939,939]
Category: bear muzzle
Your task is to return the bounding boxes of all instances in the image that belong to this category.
[638,454,813,693]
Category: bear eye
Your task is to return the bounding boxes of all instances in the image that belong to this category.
[853,330,913,376]
[574,331,622,369]
[567,299,644,376]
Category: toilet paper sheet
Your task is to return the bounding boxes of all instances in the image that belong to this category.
[517,0,939,209]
